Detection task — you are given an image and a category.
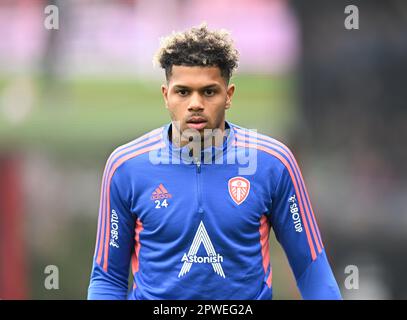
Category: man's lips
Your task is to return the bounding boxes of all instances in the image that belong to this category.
[186,116,208,130]
[187,116,207,124]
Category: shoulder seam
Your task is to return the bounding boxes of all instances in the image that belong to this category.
[232,125,290,150]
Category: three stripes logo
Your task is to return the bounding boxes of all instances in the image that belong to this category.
[178,221,225,278]
[151,183,172,200]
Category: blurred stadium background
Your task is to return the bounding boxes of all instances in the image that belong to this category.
[0,0,406,299]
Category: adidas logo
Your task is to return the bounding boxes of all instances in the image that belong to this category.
[151,183,172,200]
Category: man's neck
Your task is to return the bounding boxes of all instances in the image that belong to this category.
[169,121,228,151]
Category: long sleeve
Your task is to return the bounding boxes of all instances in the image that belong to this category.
[270,159,342,300]
[88,161,136,300]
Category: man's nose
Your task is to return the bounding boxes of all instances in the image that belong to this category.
[187,92,204,112]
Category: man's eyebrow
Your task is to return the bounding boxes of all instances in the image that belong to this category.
[201,84,221,89]
[172,84,221,90]
[172,85,190,90]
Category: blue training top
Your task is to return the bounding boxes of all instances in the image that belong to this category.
[88,121,342,300]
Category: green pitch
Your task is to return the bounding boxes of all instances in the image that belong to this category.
[0,74,296,156]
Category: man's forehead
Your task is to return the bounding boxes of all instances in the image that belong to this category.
[169,65,225,86]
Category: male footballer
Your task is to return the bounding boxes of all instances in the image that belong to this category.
[88,24,342,300]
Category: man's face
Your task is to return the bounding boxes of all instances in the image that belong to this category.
[161,65,235,136]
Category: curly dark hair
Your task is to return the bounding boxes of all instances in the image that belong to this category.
[154,23,239,83]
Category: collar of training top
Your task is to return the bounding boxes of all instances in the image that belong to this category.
[161,121,236,164]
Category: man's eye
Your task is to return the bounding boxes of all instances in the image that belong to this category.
[177,90,188,96]
[204,89,215,97]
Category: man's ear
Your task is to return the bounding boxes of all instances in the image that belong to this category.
[225,84,235,110]
[161,84,169,109]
